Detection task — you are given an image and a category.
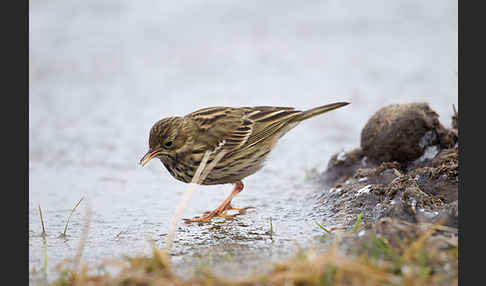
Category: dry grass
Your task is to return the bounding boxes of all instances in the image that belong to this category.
[60,197,85,238]
[50,218,457,286]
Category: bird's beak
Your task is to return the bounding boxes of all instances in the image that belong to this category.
[139,149,161,167]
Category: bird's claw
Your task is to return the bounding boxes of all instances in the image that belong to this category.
[184,206,255,223]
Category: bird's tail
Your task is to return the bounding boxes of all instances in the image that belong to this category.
[294,102,350,122]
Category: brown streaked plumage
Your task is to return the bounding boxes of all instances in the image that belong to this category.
[140,102,350,222]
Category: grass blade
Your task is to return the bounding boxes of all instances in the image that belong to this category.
[316,221,330,233]
[269,217,273,241]
[38,204,46,238]
[62,196,85,237]
[352,212,363,232]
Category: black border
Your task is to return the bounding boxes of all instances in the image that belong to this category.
[458,0,481,285]
[5,0,28,285]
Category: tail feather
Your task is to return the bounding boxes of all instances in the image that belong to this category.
[295,102,350,122]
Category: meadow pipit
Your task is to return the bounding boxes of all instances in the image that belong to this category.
[140,102,349,222]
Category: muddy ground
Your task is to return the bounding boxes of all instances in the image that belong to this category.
[318,102,458,230]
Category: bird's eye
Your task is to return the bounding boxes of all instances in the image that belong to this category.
[164,141,173,148]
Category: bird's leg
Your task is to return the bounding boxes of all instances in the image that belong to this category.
[184,181,244,222]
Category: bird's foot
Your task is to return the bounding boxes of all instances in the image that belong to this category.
[184,205,255,222]
[184,206,236,223]
[183,181,253,223]
[183,214,214,223]
[223,204,255,215]
[207,203,254,215]
[184,205,254,223]
[223,203,249,212]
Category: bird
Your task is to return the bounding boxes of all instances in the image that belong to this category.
[140,102,350,222]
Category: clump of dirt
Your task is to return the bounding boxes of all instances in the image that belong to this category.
[318,102,458,229]
[360,103,455,164]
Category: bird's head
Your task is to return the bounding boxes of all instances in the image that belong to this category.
[139,117,187,166]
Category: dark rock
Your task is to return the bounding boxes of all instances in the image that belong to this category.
[360,103,454,164]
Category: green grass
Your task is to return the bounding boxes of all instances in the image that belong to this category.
[269,217,273,241]
[315,221,331,234]
[366,233,398,261]
[352,212,363,232]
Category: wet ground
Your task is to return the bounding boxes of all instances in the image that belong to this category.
[29,0,457,283]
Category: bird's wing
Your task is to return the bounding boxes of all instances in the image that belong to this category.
[188,106,302,153]
[240,106,302,150]
[188,107,253,152]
